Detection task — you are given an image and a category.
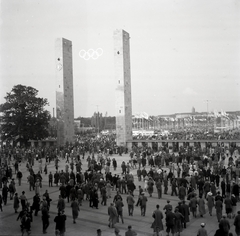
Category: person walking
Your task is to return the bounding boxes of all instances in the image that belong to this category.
[231,194,237,218]
[206,192,214,216]
[234,211,240,236]
[198,195,206,217]
[178,185,186,201]
[27,174,35,191]
[70,198,79,224]
[189,195,198,218]
[181,200,190,228]
[106,181,113,199]
[197,223,208,236]
[100,185,107,206]
[218,215,231,236]
[163,200,173,215]
[171,177,178,196]
[139,192,148,216]
[126,191,135,216]
[215,198,223,222]
[13,192,20,213]
[0,194,3,211]
[35,179,41,195]
[156,179,162,199]
[48,172,53,187]
[115,198,124,224]
[42,204,50,234]
[57,195,65,213]
[2,183,8,205]
[19,191,27,210]
[108,203,118,228]
[9,180,16,200]
[174,208,184,236]
[135,186,143,207]
[54,211,67,236]
[92,189,99,209]
[114,227,121,236]
[224,195,233,219]
[151,204,164,236]
[125,225,137,236]
[165,208,176,236]
[16,170,23,186]
[32,193,41,216]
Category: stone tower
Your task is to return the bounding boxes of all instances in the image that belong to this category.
[55,38,74,146]
[114,29,132,146]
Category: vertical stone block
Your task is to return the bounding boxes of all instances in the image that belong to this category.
[55,38,74,146]
[114,29,132,146]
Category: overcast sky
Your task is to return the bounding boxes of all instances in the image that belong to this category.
[1,0,240,118]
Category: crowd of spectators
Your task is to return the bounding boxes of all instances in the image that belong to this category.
[132,127,240,141]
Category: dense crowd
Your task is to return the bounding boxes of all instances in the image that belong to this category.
[133,128,240,141]
[0,134,240,236]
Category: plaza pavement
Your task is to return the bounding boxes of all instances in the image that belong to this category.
[0,153,239,236]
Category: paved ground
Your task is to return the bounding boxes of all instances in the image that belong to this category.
[0,153,239,236]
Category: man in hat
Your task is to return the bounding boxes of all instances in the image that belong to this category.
[139,192,148,216]
[125,225,137,236]
[165,208,176,236]
[151,204,164,236]
[215,196,223,222]
[181,200,190,228]
[215,191,223,202]
[114,227,121,236]
[197,223,208,236]
[156,179,163,199]
[32,193,41,216]
[108,203,118,228]
[219,215,230,235]
[126,191,135,216]
[96,229,102,236]
[234,211,240,236]
[232,180,240,202]
[163,200,172,215]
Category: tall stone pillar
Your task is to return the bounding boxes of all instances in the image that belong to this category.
[55,38,74,146]
[114,29,132,146]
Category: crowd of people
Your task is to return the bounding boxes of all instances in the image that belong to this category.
[132,127,240,141]
[0,131,240,236]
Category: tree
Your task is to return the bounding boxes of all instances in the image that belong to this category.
[0,84,51,146]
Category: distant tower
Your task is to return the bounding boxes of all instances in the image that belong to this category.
[192,107,196,113]
[55,38,74,146]
[114,29,132,146]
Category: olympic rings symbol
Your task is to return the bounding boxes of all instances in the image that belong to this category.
[79,48,103,60]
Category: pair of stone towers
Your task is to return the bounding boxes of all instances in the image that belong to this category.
[55,30,132,146]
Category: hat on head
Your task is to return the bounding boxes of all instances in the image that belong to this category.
[201,223,205,227]
[97,229,102,233]
[114,227,120,233]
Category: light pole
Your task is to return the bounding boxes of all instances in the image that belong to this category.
[96,105,99,134]
[91,104,100,134]
[205,100,210,129]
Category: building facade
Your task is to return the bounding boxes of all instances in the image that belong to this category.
[114,29,132,146]
[55,38,74,146]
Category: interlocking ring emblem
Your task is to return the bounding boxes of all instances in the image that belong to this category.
[79,48,103,60]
